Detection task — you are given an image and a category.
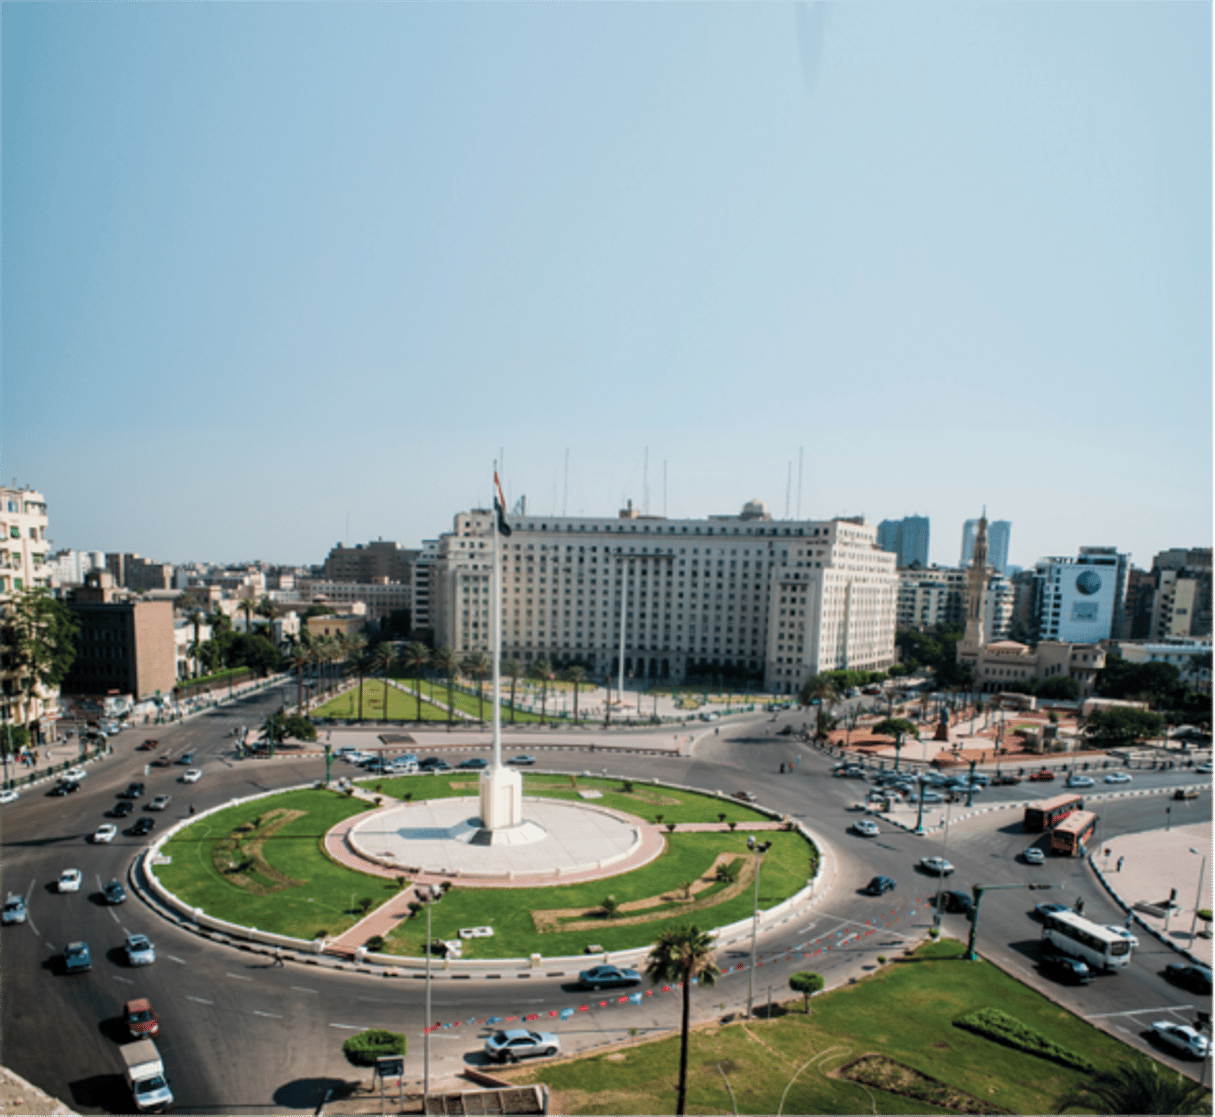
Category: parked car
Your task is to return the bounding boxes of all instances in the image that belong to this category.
[863,876,896,896]
[1105,925,1139,949]
[1149,1021,1209,1059]
[125,933,156,966]
[110,800,134,818]
[128,817,155,836]
[1103,771,1132,784]
[1029,769,1056,782]
[148,795,171,811]
[484,1028,561,1064]
[579,964,641,990]
[181,768,202,783]
[63,941,92,974]
[0,788,17,804]
[1041,951,1092,985]
[419,757,451,771]
[93,824,118,844]
[1032,901,1069,921]
[124,997,160,1038]
[918,856,954,876]
[457,757,488,770]
[1164,963,1213,994]
[935,891,974,916]
[507,754,536,766]
[918,790,944,804]
[103,880,128,905]
[58,869,83,894]
[2,893,27,924]
[1022,847,1046,865]
[851,819,880,837]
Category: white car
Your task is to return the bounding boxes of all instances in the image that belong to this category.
[852,818,880,837]
[1196,762,1213,775]
[64,766,87,781]
[0,789,18,805]
[1149,1021,1209,1059]
[181,768,202,783]
[1103,772,1132,784]
[125,933,156,966]
[1105,925,1139,948]
[149,795,171,811]
[1023,847,1046,864]
[92,824,117,844]
[1065,776,1094,788]
[58,869,83,893]
[919,856,955,876]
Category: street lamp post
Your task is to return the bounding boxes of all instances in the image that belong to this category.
[745,836,771,1017]
[966,881,1060,960]
[1189,847,1208,942]
[934,799,954,927]
[424,892,431,1116]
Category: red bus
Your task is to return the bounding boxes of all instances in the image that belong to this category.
[1050,810,1097,856]
[1023,794,1084,832]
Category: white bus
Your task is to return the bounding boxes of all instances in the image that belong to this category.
[1041,910,1133,971]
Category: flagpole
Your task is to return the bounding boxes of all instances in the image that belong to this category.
[491,463,502,772]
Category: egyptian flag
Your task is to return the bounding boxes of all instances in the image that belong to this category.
[494,471,512,536]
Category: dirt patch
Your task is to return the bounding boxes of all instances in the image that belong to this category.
[212,808,307,895]
[531,852,756,933]
[837,1054,1013,1114]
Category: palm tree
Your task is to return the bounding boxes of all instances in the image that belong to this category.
[1056,1061,1209,1115]
[237,595,257,635]
[254,596,278,644]
[370,643,395,723]
[799,674,842,738]
[403,641,430,722]
[645,925,718,1116]
[343,634,369,721]
[462,651,491,724]
[342,632,367,691]
[503,657,523,725]
[565,664,589,725]
[532,657,554,725]
[872,717,919,771]
[185,609,203,678]
[285,645,313,715]
[430,646,458,727]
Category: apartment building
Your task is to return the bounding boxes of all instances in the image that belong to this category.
[1106,636,1212,693]
[105,553,174,592]
[298,578,412,625]
[1148,548,1212,638]
[411,540,439,634]
[323,540,418,585]
[1032,548,1128,644]
[430,500,898,692]
[896,565,1012,639]
[876,515,930,568]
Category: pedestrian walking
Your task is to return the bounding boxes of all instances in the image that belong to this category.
[1116,856,1124,872]
[273,946,284,967]
[1074,897,1085,916]
[189,804,195,815]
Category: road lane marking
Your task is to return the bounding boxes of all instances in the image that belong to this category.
[167,955,186,964]
[226,972,253,981]
[329,1023,366,1030]
[113,976,134,984]
[252,1010,282,1018]
[108,908,122,924]
[187,996,213,1005]
[1088,1005,1194,1019]
[291,986,319,994]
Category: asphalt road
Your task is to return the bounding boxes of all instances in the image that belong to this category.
[2,703,1210,1113]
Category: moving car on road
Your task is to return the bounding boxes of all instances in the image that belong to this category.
[457,757,488,770]
[579,964,641,990]
[1064,775,1094,789]
[1149,1021,1209,1059]
[1022,847,1045,865]
[2,894,27,924]
[63,941,92,973]
[110,800,134,818]
[918,856,954,876]
[125,933,156,966]
[148,795,171,811]
[124,998,160,1038]
[851,819,880,837]
[0,788,17,804]
[103,880,128,905]
[128,817,155,836]
[1032,901,1069,921]
[484,1028,561,1064]
[181,768,202,783]
[124,782,145,799]
[1040,951,1092,985]
[992,773,1021,786]
[863,876,896,896]
[507,754,536,766]
[419,757,451,771]
[1103,771,1132,784]
[58,869,83,893]
[1028,769,1056,782]
[1164,963,1212,994]
[93,824,117,844]
[51,780,80,796]
[935,891,974,916]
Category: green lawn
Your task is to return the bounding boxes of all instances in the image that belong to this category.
[312,679,452,721]
[154,789,400,941]
[506,937,1207,1115]
[375,829,810,958]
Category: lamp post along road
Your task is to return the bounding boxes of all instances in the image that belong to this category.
[1189,847,1208,943]
[967,882,1061,960]
[746,836,771,1017]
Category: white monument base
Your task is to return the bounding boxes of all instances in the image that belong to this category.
[479,765,523,830]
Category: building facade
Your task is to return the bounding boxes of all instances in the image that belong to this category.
[877,515,930,568]
[896,565,1012,639]
[1033,548,1128,644]
[430,500,898,692]
[298,578,412,625]
[322,540,418,585]
[105,553,174,592]
[961,518,1011,574]
[1106,636,1212,694]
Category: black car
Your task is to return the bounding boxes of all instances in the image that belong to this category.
[124,782,145,799]
[128,817,155,836]
[51,780,80,797]
[457,757,488,770]
[1041,952,1092,985]
[935,891,975,916]
[175,752,194,765]
[863,876,896,896]
[1164,963,1213,994]
[110,800,134,818]
[103,880,128,905]
[419,757,451,771]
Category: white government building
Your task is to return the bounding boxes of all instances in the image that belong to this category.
[430,499,898,693]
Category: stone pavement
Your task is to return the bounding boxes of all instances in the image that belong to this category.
[1092,821,1212,966]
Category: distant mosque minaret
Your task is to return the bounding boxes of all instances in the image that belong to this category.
[957,508,991,666]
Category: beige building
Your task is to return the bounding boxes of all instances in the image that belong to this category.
[897,565,1012,639]
[62,572,177,699]
[305,612,368,641]
[300,577,412,625]
[431,500,898,690]
[323,540,417,585]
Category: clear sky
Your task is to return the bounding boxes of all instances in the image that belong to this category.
[3,2,1210,573]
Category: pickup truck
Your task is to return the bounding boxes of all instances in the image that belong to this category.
[121,1038,174,1111]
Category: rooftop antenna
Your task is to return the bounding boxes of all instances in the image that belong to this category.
[796,446,804,520]
[344,512,349,548]
[785,462,792,518]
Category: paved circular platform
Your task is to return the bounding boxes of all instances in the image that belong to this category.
[345,797,649,880]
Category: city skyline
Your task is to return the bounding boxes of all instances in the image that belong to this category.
[3,3,1209,569]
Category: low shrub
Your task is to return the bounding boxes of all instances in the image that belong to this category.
[342,1028,407,1067]
[954,1007,1093,1071]
[365,935,385,952]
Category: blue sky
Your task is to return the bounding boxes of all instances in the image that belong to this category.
[3,2,1209,571]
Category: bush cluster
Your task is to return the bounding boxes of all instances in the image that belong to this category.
[341,1028,406,1067]
[954,1008,1093,1071]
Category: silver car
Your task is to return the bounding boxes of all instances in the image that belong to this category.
[484,1028,560,1064]
[125,933,156,966]
[2,894,27,924]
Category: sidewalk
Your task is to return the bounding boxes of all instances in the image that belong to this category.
[1091,822,1212,966]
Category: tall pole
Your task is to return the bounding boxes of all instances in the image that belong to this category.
[934,800,953,926]
[746,838,769,1016]
[423,895,431,1115]
[1190,848,1208,942]
[491,472,502,772]
[617,555,626,714]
